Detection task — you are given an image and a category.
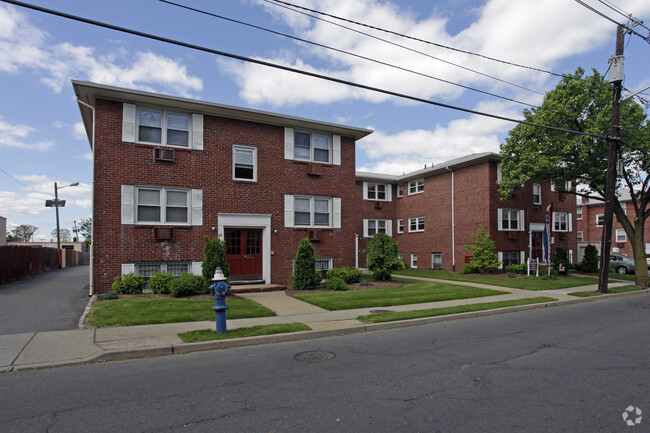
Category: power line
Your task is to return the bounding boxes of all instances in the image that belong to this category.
[0,167,41,191]
[265,0,564,77]
[575,0,650,43]
[254,0,544,96]
[0,0,611,142]
[596,0,650,33]
[159,0,538,107]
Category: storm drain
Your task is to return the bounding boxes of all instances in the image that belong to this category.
[294,351,336,362]
[369,309,395,314]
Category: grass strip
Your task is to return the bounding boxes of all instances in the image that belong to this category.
[88,297,275,327]
[179,323,311,342]
[568,285,642,297]
[358,297,557,323]
[294,281,506,311]
[395,269,600,291]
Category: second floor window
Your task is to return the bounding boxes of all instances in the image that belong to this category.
[367,183,386,200]
[499,209,520,231]
[596,214,604,226]
[553,212,569,232]
[294,131,330,163]
[533,184,541,205]
[233,145,257,181]
[408,179,424,195]
[138,108,189,147]
[397,184,404,197]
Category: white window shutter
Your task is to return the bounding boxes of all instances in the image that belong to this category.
[386,220,393,237]
[333,135,341,165]
[121,185,135,224]
[363,182,369,200]
[284,128,294,160]
[122,263,135,275]
[520,251,526,264]
[333,197,341,228]
[122,103,136,142]
[192,114,203,150]
[568,213,573,232]
[550,182,555,192]
[496,164,502,182]
[386,184,392,201]
[363,219,369,237]
[191,262,202,276]
[191,189,203,226]
[284,195,294,227]
[519,210,525,231]
[498,252,503,269]
[497,209,503,231]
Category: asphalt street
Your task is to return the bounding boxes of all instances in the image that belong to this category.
[0,266,90,334]
[1,292,648,432]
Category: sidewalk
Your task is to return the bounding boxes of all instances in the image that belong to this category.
[1,276,645,372]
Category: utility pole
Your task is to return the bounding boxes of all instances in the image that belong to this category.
[598,25,625,293]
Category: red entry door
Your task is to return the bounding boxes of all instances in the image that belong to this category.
[225,229,263,282]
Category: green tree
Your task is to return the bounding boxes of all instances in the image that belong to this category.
[202,236,230,285]
[365,232,404,281]
[79,217,92,241]
[582,244,599,273]
[11,224,38,242]
[291,238,322,290]
[499,68,649,288]
[465,225,501,272]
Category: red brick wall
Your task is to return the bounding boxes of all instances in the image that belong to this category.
[92,99,358,293]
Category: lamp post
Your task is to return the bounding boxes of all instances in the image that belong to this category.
[51,182,79,249]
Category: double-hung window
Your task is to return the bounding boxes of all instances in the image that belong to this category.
[367,183,386,200]
[397,219,404,234]
[409,216,424,232]
[499,209,520,231]
[553,212,569,232]
[431,253,442,270]
[397,184,404,198]
[577,206,583,219]
[233,145,257,181]
[408,179,424,195]
[294,131,330,163]
[596,214,604,226]
[533,183,541,205]
[294,196,331,227]
[364,219,392,237]
[616,229,626,243]
[411,254,418,268]
[138,108,190,147]
[137,187,189,224]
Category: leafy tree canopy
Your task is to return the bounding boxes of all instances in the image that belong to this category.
[10,224,38,242]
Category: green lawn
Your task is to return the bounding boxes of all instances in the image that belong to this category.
[179,323,311,342]
[394,269,600,291]
[294,281,506,311]
[568,285,642,297]
[358,297,557,323]
[87,297,276,327]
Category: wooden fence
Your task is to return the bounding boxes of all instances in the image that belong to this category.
[0,245,89,284]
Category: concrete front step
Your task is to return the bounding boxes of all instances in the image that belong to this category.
[229,284,287,294]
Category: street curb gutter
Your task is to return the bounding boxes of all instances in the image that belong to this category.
[7,289,649,371]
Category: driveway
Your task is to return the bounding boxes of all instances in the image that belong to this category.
[0,266,90,334]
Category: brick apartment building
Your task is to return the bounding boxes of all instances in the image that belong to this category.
[577,191,650,264]
[74,81,577,293]
[357,154,577,271]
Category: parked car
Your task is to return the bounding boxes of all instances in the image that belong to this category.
[609,254,635,274]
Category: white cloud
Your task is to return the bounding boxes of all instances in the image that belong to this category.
[225,0,649,108]
[73,122,87,140]
[0,5,203,96]
[0,175,91,217]
[0,119,54,151]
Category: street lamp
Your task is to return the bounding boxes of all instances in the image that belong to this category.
[45,182,79,249]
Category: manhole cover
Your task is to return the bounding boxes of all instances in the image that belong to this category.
[369,309,395,314]
[294,350,336,362]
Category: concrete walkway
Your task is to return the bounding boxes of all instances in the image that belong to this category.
[1,276,645,372]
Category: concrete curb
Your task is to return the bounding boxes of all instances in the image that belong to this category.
[5,288,648,372]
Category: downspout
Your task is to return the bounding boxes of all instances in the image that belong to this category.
[445,166,456,272]
[355,234,359,269]
[77,99,95,297]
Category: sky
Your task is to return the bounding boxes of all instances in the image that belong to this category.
[0,0,649,242]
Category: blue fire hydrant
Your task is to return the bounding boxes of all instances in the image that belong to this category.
[208,268,230,334]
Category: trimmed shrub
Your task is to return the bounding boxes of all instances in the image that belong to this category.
[202,237,230,285]
[365,233,404,281]
[97,291,118,301]
[462,263,480,274]
[505,264,527,274]
[292,238,322,290]
[112,273,145,294]
[169,273,205,298]
[581,244,599,273]
[326,267,362,284]
[148,271,174,294]
[325,276,348,291]
[465,225,501,272]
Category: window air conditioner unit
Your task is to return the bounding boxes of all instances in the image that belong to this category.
[308,229,322,242]
[508,231,517,240]
[154,148,175,162]
[154,227,174,241]
[307,163,322,176]
[374,201,383,209]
